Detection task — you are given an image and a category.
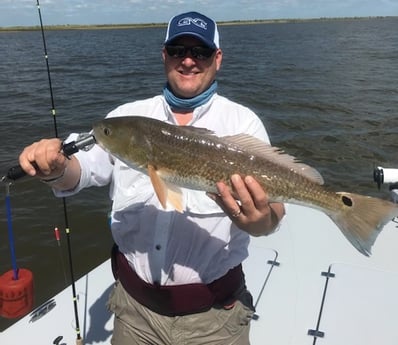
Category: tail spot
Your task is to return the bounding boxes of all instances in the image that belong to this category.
[342,195,353,207]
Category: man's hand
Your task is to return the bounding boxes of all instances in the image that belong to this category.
[19,138,66,179]
[208,174,285,236]
[19,138,81,190]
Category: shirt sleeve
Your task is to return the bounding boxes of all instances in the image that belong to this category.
[53,133,113,197]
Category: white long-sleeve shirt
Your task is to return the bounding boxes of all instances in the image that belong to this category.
[58,93,271,286]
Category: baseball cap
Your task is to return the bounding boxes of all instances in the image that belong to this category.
[164,12,220,49]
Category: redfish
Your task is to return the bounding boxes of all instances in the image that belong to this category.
[93,116,398,256]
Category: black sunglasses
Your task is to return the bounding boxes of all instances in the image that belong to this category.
[165,45,215,60]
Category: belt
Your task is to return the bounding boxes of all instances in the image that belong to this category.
[111,245,245,316]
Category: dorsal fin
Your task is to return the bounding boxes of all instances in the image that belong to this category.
[221,134,324,185]
[168,125,324,185]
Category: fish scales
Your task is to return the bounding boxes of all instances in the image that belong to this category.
[93,116,398,256]
[132,117,319,199]
[148,121,343,212]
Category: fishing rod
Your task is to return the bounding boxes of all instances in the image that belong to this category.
[35,1,84,344]
[36,0,58,137]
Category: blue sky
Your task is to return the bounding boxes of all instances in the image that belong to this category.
[1,0,398,27]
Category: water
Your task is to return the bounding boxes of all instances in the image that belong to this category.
[1,17,398,330]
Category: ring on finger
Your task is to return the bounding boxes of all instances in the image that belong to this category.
[232,207,242,218]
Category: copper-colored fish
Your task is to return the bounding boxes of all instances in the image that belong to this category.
[93,116,398,256]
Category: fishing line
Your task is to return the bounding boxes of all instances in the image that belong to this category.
[0,180,35,319]
[36,1,83,344]
[4,183,18,281]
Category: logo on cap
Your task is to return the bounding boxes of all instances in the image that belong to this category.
[177,17,208,30]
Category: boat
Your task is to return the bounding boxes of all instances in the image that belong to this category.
[1,167,398,344]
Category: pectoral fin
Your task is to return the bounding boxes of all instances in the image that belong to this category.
[148,164,183,212]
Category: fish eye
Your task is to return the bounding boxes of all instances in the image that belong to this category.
[103,127,111,136]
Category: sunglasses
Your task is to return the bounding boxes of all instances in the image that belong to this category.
[165,45,215,60]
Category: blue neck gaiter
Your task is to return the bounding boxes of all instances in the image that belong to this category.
[163,81,218,111]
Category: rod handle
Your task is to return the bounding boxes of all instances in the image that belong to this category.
[4,135,95,182]
[6,165,27,181]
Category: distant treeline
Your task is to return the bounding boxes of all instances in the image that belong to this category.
[1,16,396,32]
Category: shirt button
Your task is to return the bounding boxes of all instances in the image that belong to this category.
[155,244,161,250]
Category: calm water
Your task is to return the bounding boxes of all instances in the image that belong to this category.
[1,18,398,329]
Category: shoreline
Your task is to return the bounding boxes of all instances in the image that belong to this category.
[1,16,396,32]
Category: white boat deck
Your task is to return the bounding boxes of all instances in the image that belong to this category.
[2,204,398,344]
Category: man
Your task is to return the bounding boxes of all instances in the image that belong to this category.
[19,11,285,345]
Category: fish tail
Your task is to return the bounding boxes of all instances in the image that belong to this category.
[329,192,398,256]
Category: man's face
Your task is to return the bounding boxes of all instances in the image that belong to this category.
[162,36,222,99]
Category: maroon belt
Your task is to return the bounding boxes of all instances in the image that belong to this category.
[111,245,245,316]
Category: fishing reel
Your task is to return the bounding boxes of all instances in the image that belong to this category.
[373,166,398,203]
[373,166,398,189]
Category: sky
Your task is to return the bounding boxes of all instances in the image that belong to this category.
[1,0,398,27]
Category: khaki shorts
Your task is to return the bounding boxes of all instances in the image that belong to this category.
[107,280,255,345]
